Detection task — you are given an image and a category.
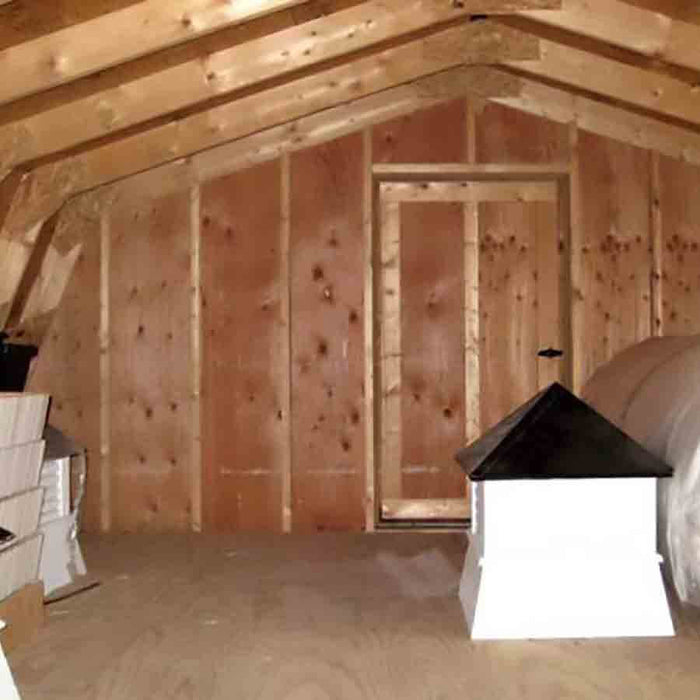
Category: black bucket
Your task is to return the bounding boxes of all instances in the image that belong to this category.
[0,333,38,391]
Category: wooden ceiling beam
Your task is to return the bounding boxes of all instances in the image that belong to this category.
[518,0,700,73]
[485,68,700,164]
[0,0,508,172]
[1,21,537,238]
[0,0,311,107]
[505,38,700,129]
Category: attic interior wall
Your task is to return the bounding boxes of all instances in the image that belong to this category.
[26,98,700,533]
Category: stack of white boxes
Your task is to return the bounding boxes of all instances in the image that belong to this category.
[0,393,50,601]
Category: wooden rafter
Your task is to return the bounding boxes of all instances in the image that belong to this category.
[0,0,499,171]
[519,0,700,73]
[0,0,310,107]
[505,38,700,128]
[487,68,700,164]
[2,23,537,237]
[0,169,23,232]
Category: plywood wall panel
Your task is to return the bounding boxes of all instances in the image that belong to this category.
[27,205,102,531]
[200,162,284,532]
[373,99,466,163]
[479,202,540,430]
[290,134,365,531]
[400,201,465,499]
[657,155,700,336]
[577,131,652,385]
[475,102,569,163]
[109,193,192,532]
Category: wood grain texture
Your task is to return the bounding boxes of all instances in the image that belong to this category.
[373,100,466,164]
[26,204,101,532]
[200,161,284,533]
[109,191,192,532]
[290,134,365,531]
[9,532,700,699]
[475,101,569,163]
[656,155,700,335]
[400,202,465,500]
[576,130,652,385]
[479,201,540,430]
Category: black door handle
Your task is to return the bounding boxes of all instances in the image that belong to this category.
[538,348,564,358]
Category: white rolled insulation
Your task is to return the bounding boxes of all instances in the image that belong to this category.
[582,335,700,605]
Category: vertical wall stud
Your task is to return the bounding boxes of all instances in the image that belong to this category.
[190,185,203,533]
[280,154,293,534]
[362,129,376,532]
[568,123,584,393]
[99,209,111,532]
[650,151,663,337]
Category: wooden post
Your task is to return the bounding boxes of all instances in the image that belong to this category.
[99,209,111,532]
[650,151,664,337]
[379,197,402,501]
[189,185,203,533]
[280,154,293,534]
[362,129,376,532]
[568,123,584,393]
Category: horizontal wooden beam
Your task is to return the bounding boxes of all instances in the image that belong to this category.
[3,22,537,236]
[381,498,470,520]
[0,0,310,107]
[0,0,493,171]
[487,68,700,165]
[380,180,558,202]
[519,0,700,73]
[374,162,569,181]
[507,37,700,128]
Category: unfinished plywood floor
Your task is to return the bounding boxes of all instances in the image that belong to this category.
[8,533,700,699]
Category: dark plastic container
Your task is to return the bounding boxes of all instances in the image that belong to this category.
[0,334,38,391]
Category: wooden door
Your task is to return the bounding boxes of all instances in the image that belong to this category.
[377,179,564,525]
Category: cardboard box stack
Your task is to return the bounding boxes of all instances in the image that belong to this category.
[0,393,50,601]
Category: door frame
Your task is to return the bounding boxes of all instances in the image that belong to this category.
[367,163,573,530]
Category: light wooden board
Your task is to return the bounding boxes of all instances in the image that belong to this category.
[0,0,308,106]
[0,0,494,170]
[109,191,193,531]
[0,581,44,654]
[200,161,285,532]
[576,130,653,386]
[290,134,365,531]
[656,155,700,335]
[26,202,102,532]
[399,202,466,500]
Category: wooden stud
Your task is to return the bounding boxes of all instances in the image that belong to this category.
[189,185,202,533]
[362,129,375,532]
[99,209,111,533]
[650,151,663,337]
[379,199,402,502]
[568,123,584,393]
[381,498,470,520]
[0,0,309,107]
[374,163,570,181]
[557,175,574,390]
[380,181,558,202]
[280,153,292,534]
